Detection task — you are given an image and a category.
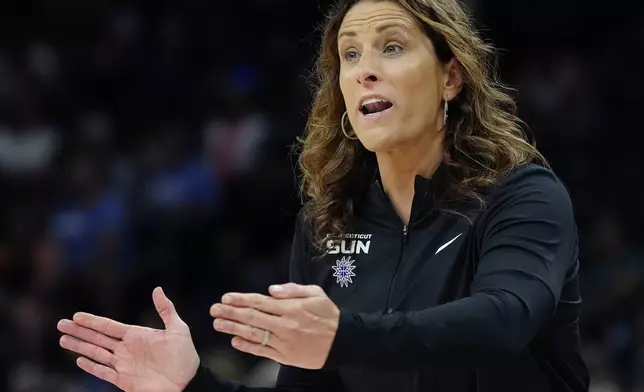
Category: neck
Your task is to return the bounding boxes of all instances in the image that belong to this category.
[376,133,445,225]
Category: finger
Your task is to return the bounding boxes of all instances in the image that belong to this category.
[231,336,282,363]
[210,304,283,335]
[269,283,326,299]
[60,335,116,367]
[219,293,287,316]
[213,318,284,348]
[76,357,119,387]
[73,312,130,340]
[154,287,187,331]
[57,319,119,351]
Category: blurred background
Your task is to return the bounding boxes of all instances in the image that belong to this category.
[0,0,643,391]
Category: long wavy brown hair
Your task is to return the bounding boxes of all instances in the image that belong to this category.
[296,0,547,252]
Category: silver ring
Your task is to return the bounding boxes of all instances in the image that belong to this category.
[261,329,270,346]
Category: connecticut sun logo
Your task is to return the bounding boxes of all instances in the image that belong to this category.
[332,256,356,288]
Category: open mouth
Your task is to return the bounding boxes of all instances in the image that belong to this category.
[360,98,393,116]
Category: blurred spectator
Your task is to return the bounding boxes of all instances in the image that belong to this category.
[50,151,129,323]
[582,212,644,391]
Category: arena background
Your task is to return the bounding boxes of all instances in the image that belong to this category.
[1,1,643,391]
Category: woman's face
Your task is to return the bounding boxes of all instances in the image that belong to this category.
[338,0,458,152]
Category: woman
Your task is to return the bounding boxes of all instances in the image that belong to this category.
[57,0,591,391]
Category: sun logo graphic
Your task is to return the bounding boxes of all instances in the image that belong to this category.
[332,256,356,288]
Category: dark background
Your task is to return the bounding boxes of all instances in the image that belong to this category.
[1,1,643,391]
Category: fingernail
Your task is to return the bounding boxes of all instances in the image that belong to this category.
[270,285,283,293]
[222,294,233,304]
[211,305,220,316]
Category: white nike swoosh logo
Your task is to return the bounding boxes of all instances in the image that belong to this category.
[435,233,463,255]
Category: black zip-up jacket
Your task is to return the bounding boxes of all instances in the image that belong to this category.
[185,163,590,392]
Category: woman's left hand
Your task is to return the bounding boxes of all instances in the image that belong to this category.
[209,283,340,369]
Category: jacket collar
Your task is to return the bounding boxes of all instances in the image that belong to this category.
[367,161,450,227]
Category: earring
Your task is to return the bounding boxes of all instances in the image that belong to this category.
[443,99,449,128]
[341,111,358,140]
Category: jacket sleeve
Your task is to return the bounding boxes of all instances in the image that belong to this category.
[183,211,345,391]
[323,168,578,370]
[183,365,343,392]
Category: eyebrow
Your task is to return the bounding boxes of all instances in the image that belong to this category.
[338,23,409,40]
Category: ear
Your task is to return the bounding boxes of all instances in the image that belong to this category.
[443,58,463,101]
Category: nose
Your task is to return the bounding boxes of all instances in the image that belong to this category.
[355,53,381,86]
[359,74,378,85]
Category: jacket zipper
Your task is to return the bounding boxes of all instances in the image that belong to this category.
[385,224,409,313]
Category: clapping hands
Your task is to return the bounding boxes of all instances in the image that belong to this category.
[57,283,340,392]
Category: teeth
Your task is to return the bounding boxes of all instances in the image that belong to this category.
[360,97,390,106]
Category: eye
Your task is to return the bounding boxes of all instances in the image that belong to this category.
[384,43,403,55]
[344,49,360,61]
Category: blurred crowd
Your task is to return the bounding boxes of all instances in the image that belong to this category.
[0,1,643,391]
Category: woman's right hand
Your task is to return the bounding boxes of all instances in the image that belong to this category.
[57,287,200,392]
